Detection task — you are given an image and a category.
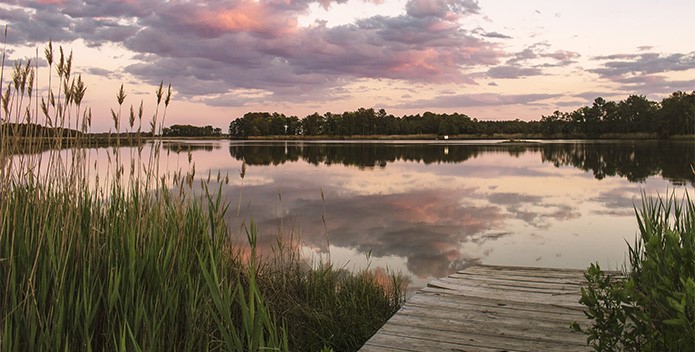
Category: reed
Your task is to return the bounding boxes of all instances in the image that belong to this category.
[0,36,405,351]
[575,192,695,351]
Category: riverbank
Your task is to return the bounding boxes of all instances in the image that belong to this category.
[0,55,405,351]
[0,170,406,351]
[242,132,695,141]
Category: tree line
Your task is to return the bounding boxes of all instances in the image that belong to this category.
[162,124,222,137]
[227,91,695,138]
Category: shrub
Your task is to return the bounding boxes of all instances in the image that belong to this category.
[574,193,695,351]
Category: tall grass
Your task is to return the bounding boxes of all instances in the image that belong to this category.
[1,35,405,351]
[574,192,695,351]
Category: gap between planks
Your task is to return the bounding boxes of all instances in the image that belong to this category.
[360,264,606,352]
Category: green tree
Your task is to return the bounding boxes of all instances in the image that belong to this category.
[657,91,695,137]
[301,113,324,135]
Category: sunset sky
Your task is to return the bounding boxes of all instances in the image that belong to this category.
[2,0,695,132]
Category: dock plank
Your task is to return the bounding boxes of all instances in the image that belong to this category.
[360,265,597,351]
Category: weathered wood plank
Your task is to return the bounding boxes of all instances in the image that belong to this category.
[387,308,587,343]
[436,275,582,294]
[465,264,588,276]
[359,265,594,352]
[426,279,584,308]
[450,271,587,286]
[409,289,587,317]
[400,299,589,330]
[364,322,589,352]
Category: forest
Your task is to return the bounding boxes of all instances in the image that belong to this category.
[227,91,695,138]
[162,124,223,137]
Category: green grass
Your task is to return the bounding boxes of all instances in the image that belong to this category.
[1,35,406,351]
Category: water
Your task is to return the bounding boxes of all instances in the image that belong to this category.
[35,139,695,289]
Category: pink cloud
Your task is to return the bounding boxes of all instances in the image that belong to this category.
[5,0,504,104]
[543,50,580,61]
[161,1,298,38]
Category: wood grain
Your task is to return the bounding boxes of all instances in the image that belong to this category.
[359,264,606,352]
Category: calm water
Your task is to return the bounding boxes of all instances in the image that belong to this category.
[45,140,695,289]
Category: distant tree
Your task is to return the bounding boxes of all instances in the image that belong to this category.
[657,91,695,137]
[323,112,341,135]
[540,110,569,135]
[617,95,657,133]
[301,113,324,135]
[225,91,695,140]
[163,124,222,137]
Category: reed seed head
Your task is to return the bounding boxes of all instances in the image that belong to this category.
[111,108,118,129]
[74,75,86,106]
[156,81,163,104]
[138,100,143,120]
[2,85,9,115]
[44,40,53,66]
[165,84,172,107]
[57,46,65,77]
[27,69,34,97]
[129,105,135,129]
[117,84,126,105]
[40,98,48,117]
[65,50,73,80]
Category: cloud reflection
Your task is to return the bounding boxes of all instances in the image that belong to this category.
[167,140,695,289]
[232,183,508,279]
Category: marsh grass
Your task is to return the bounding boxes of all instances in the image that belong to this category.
[1,34,405,351]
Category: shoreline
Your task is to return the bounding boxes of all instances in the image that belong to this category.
[238,132,695,141]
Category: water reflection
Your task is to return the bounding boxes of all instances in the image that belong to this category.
[162,141,221,153]
[17,140,690,290]
[217,140,695,289]
[229,141,695,185]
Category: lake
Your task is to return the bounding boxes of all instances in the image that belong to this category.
[49,139,695,290]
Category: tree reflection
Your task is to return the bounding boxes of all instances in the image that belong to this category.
[229,141,695,185]
[162,141,219,153]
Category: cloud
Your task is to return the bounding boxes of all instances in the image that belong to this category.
[613,75,695,95]
[406,0,480,19]
[235,181,506,278]
[399,92,560,109]
[588,51,695,95]
[487,65,543,79]
[542,50,580,62]
[554,100,590,108]
[2,0,504,106]
[590,186,641,216]
[487,192,580,229]
[482,31,512,39]
[485,44,578,79]
[87,67,114,78]
[591,52,695,78]
[573,91,620,102]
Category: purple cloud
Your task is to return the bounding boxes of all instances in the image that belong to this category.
[591,52,695,78]
[406,0,480,19]
[1,0,507,106]
[590,51,695,95]
[482,31,512,39]
[487,65,543,79]
[397,92,561,109]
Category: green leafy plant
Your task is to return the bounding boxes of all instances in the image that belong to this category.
[574,193,695,351]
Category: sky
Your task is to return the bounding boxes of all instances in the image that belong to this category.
[2,0,695,132]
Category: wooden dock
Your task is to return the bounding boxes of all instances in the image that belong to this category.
[360,265,594,352]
